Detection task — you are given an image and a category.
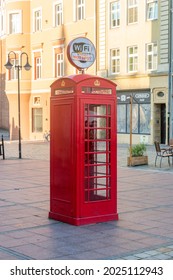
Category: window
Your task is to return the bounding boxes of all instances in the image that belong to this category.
[0,11,4,35]
[33,96,41,105]
[139,104,151,134]
[78,0,85,20]
[6,53,19,80]
[110,1,120,28]
[0,0,5,7]
[146,0,158,20]
[74,0,85,21]
[35,57,41,79]
[32,108,43,132]
[110,48,120,74]
[0,0,5,35]
[54,2,63,26]
[117,104,126,132]
[84,104,111,201]
[9,58,19,80]
[146,42,157,71]
[33,51,42,79]
[127,103,139,133]
[117,92,151,135]
[55,48,64,77]
[128,46,138,72]
[9,11,21,34]
[33,9,42,32]
[127,0,138,24]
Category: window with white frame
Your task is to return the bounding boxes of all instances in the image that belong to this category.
[146,42,157,71]
[33,96,41,105]
[9,11,21,34]
[33,9,42,32]
[110,48,120,74]
[127,46,138,72]
[9,58,19,80]
[0,0,5,8]
[146,0,158,20]
[32,108,43,132]
[33,51,42,79]
[78,0,85,20]
[55,51,64,77]
[110,1,120,28]
[54,2,63,26]
[0,0,5,35]
[127,0,138,24]
[35,57,41,79]
[0,11,4,35]
[74,0,85,21]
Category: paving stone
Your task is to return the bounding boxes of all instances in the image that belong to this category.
[1,141,173,260]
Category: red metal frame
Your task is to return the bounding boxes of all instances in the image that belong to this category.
[49,74,118,225]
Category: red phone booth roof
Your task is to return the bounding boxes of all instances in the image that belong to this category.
[50,74,117,88]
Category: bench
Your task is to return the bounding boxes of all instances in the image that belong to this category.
[0,135,5,160]
[154,140,173,167]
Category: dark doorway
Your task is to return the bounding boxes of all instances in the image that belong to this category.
[161,104,166,144]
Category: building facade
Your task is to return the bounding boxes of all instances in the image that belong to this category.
[0,0,96,140]
[0,0,171,144]
[97,0,170,144]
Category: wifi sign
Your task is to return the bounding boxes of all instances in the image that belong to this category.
[67,37,96,70]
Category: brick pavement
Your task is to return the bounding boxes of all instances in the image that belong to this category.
[0,140,173,259]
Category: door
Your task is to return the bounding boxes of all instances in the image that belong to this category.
[153,104,166,144]
[50,100,74,217]
[161,104,166,144]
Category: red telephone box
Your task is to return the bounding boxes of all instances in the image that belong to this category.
[49,74,118,225]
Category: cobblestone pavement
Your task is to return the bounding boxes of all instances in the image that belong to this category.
[0,138,173,260]
[3,140,172,169]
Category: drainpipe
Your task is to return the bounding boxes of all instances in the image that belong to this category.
[168,0,173,141]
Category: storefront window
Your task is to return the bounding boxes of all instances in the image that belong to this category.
[139,104,151,134]
[117,91,151,135]
[127,103,139,133]
[117,104,126,132]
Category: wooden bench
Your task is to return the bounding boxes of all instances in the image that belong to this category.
[0,135,5,160]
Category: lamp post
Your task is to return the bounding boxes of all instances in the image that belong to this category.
[4,51,31,159]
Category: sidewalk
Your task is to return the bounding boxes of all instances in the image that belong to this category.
[0,141,173,259]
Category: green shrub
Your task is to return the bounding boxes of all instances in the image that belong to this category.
[129,143,147,157]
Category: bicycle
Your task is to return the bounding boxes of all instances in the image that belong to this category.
[43,131,50,141]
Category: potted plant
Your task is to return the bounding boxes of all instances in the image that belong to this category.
[127,143,148,166]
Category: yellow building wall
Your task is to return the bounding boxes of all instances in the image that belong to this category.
[8,94,30,140]
[2,0,96,140]
[2,0,169,144]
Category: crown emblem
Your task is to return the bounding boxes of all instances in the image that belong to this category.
[61,80,65,87]
[94,79,100,86]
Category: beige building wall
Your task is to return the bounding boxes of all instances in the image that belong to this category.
[29,0,96,140]
[1,0,97,140]
[0,0,170,144]
[97,0,169,145]
[1,0,31,139]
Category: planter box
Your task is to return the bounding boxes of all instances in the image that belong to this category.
[127,156,148,166]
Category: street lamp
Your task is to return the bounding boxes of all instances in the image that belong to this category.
[4,51,31,159]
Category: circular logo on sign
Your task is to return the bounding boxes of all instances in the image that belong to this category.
[67,37,96,70]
